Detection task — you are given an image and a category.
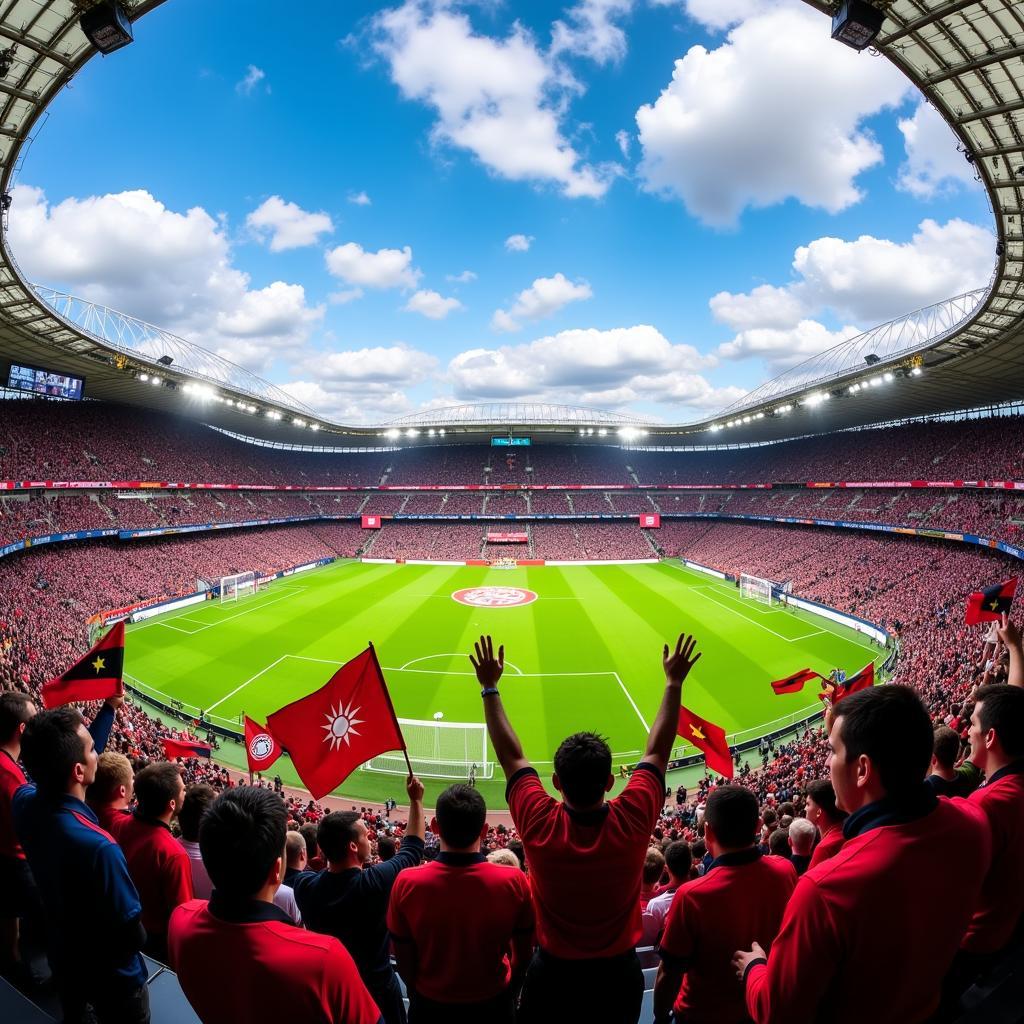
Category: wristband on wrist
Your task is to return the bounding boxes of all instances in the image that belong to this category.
[481,687,500,698]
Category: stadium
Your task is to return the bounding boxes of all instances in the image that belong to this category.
[1,1,1024,1023]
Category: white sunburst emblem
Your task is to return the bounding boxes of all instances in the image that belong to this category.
[322,700,364,750]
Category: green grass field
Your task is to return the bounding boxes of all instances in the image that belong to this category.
[123,560,883,805]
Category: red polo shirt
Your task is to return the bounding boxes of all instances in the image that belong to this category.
[93,804,132,841]
[807,823,845,869]
[744,791,990,1024]
[959,762,1024,954]
[169,896,381,1024]
[119,813,193,938]
[0,749,27,860]
[659,849,796,1024]
[507,762,664,958]
[387,851,533,1003]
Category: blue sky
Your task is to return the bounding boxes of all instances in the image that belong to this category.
[8,0,994,423]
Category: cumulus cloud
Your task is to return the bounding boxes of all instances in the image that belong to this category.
[8,185,323,372]
[236,65,268,96]
[505,233,533,252]
[716,320,861,371]
[446,269,477,283]
[709,284,807,333]
[404,289,465,319]
[897,102,979,199]
[348,191,372,206]
[324,241,422,290]
[636,3,909,226]
[492,272,592,332]
[246,196,334,252]
[372,3,617,198]
[551,0,636,65]
[677,0,763,31]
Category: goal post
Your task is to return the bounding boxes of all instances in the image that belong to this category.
[739,572,774,606]
[364,718,493,780]
[220,571,257,603]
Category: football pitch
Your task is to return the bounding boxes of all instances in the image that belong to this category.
[124,560,882,805]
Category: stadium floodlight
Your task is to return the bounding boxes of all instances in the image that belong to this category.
[428,428,436,437]
[438,428,445,436]
[804,392,825,407]
[138,372,149,382]
[150,376,161,386]
[310,423,320,431]
[755,412,765,419]
[598,428,607,436]
[883,372,894,383]
[911,366,923,377]
[870,376,882,387]
[742,415,751,423]
[293,417,306,427]
[709,423,721,432]
[618,427,641,441]
[267,410,282,420]
[831,0,884,51]
[777,404,792,414]
[80,1,135,55]
[385,428,401,440]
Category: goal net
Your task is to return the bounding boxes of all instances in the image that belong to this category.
[739,572,774,605]
[364,718,493,780]
[492,557,517,570]
[220,571,257,603]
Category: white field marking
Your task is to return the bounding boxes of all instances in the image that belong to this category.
[400,653,525,675]
[131,582,310,634]
[691,584,783,617]
[154,621,201,635]
[205,655,289,713]
[165,587,308,635]
[612,672,651,732]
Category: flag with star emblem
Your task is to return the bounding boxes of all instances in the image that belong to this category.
[41,621,125,709]
[965,578,1018,625]
[678,705,734,779]
[267,645,405,799]
[244,715,281,773]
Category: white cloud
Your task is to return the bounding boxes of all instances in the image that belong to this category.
[505,233,533,252]
[709,284,807,332]
[372,3,617,198]
[446,269,477,283]
[678,0,763,31]
[615,129,631,159]
[348,191,372,206]
[492,272,592,332]
[324,241,422,289]
[404,289,465,319]
[329,288,364,305]
[236,65,268,96]
[7,185,323,372]
[635,4,909,226]
[246,196,334,252]
[897,102,979,199]
[551,0,635,65]
[716,320,860,371]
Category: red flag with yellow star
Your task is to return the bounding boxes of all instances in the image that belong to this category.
[267,645,405,799]
[678,705,734,779]
[965,578,1017,625]
[41,621,125,709]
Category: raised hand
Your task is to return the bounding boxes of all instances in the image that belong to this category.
[663,633,701,688]
[469,635,504,689]
[996,612,1022,649]
[405,774,424,802]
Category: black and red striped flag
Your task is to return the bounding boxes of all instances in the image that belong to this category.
[161,737,212,760]
[41,621,125,709]
[965,578,1018,625]
[770,668,822,696]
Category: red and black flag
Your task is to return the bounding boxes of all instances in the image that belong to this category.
[770,668,822,696]
[41,621,125,709]
[819,662,874,707]
[965,578,1018,625]
[678,706,734,780]
[161,737,212,760]
[244,716,282,774]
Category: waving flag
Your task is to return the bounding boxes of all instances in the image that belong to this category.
[678,706,734,779]
[819,661,875,707]
[965,578,1018,625]
[244,716,282,773]
[41,621,125,709]
[161,737,212,760]
[267,646,404,799]
[770,668,822,696]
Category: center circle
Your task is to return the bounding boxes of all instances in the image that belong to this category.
[452,586,538,608]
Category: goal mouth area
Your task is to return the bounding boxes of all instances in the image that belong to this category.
[364,716,494,780]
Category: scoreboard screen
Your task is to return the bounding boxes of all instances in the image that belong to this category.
[491,437,531,447]
[7,362,84,400]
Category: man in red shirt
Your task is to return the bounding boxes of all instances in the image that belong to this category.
[733,686,991,1024]
[119,761,192,963]
[470,631,702,1024]
[387,784,533,1023]
[86,751,134,839]
[654,787,796,1024]
[0,691,37,983]
[169,786,381,1024]
[804,778,846,868]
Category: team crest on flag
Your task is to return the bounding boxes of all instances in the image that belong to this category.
[244,716,282,773]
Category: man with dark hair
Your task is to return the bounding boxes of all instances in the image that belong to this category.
[299,821,323,870]
[294,774,425,1024]
[168,787,380,1023]
[805,778,846,868]
[376,834,396,862]
[642,841,692,946]
[734,685,990,1024]
[119,761,192,962]
[87,751,134,838]
[387,784,532,1023]
[471,632,702,1024]
[0,691,37,984]
[926,724,981,797]
[13,701,149,1023]
[654,786,796,1024]
[178,784,217,899]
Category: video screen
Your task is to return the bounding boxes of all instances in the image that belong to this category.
[7,363,84,401]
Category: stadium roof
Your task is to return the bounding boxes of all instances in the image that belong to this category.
[0,0,1020,447]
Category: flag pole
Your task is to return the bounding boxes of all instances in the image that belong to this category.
[368,642,414,778]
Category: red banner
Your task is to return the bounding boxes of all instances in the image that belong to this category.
[486,532,528,543]
[361,515,383,529]
[639,513,661,528]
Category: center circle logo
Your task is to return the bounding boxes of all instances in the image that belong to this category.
[248,734,274,761]
[452,586,538,608]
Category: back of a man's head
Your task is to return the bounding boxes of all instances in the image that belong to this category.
[200,787,286,900]
[663,840,692,883]
[975,684,1024,760]
[0,691,34,745]
[768,828,791,857]
[805,778,846,821]
[931,725,961,771]
[789,817,816,855]
[643,846,666,886]
[20,707,85,796]
[298,823,319,860]
[178,784,217,843]
[705,786,759,851]
[435,784,486,849]
[134,762,183,819]
[376,835,396,861]
[553,732,612,807]
[88,751,134,807]
[832,686,933,798]
[284,829,306,868]
[317,810,362,864]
